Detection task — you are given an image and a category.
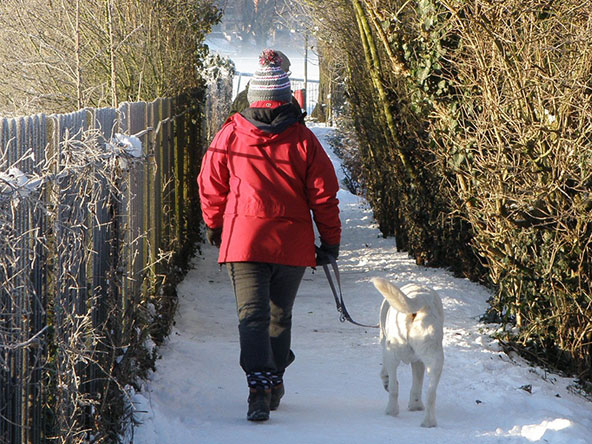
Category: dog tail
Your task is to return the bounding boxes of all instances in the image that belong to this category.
[371,277,427,314]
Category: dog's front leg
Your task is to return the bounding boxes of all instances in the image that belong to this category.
[421,355,443,428]
[408,360,425,411]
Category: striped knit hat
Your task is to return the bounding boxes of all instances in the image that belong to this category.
[247,49,292,105]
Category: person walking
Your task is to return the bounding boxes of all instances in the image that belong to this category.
[198,49,341,422]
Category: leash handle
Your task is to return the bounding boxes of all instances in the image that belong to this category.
[322,257,379,329]
[322,260,344,319]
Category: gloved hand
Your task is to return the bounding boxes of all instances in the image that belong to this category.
[315,241,339,266]
[206,226,222,247]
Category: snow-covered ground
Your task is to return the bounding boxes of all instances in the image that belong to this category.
[131,126,591,444]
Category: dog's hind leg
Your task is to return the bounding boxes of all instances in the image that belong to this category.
[421,353,443,428]
[383,353,400,417]
[408,360,425,411]
[380,364,389,391]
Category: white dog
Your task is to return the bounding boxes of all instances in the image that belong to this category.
[371,277,444,428]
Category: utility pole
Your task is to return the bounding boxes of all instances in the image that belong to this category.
[303,32,308,114]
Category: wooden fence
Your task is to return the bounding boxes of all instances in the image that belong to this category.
[0,88,217,443]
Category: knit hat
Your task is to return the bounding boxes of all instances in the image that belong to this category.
[275,50,291,74]
[247,49,292,105]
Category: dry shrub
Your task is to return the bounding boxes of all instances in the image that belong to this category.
[0,0,221,116]
[301,0,592,382]
[300,0,483,273]
[433,0,592,378]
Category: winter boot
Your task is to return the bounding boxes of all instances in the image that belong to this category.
[247,387,271,421]
[270,383,285,411]
[246,371,272,421]
[269,371,285,410]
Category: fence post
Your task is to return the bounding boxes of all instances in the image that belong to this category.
[186,90,203,243]
[24,114,46,444]
[119,101,146,344]
[161,98,173,255]
[149,99,161,285]
[173,95,186,253]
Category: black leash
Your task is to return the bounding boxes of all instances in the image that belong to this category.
[322,257,379,329]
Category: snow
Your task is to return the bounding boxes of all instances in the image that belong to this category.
[0,167,30,194]
[0,166,43,203]
[131,125,591,444]
[110,133,143,158]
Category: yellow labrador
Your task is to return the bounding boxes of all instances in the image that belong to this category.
[372,277,444,428]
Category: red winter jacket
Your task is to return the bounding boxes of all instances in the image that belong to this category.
[198,101,341,266]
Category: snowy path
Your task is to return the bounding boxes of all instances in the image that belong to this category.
[132,126,591,444]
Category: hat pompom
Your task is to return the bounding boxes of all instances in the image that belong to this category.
[259,49,283,68]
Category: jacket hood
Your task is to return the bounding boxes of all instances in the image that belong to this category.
[240,103,306,134]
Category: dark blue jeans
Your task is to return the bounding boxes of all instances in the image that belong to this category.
[227,262,306,375]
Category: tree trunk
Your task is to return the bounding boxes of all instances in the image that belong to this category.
[351,0,418,183]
